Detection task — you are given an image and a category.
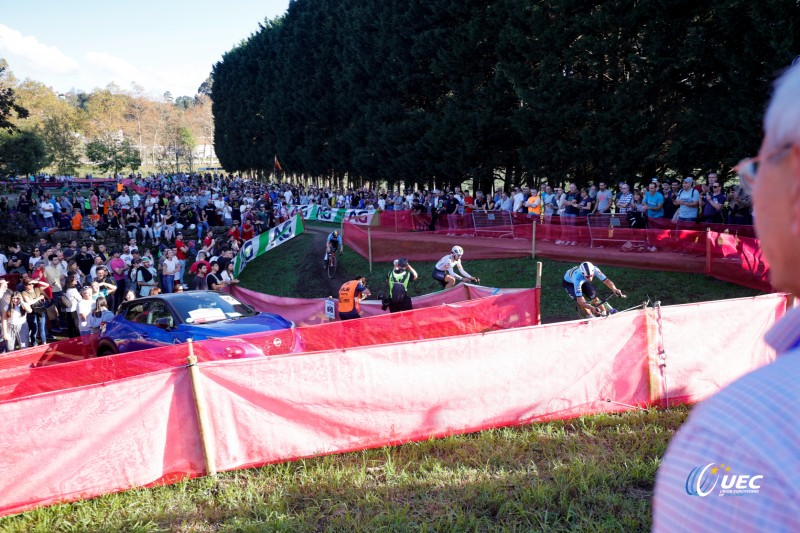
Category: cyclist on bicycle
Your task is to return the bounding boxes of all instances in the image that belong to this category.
[563,261,624,317]
[433,246,480,289]
[324,230,343,267]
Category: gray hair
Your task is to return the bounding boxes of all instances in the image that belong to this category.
[764,63,800,151]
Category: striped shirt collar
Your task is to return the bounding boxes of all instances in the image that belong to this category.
[765,301,800,354]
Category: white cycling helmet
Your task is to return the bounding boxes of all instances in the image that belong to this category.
[579,261,596,278]
[452,245,464,257]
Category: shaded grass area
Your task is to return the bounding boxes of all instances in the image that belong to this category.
[239,225,763,321]
[0,407,690,532]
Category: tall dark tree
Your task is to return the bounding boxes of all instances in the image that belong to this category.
[211,0,800,189]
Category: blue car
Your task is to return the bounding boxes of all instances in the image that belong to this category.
[96,291,295,357]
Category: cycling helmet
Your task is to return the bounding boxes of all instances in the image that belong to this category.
[397,258,409,268]
[332,230,339,237]
[451,245,464,257]
[579,261,596,278]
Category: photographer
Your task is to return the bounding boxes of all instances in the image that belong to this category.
[701,182,727,223]
[386,258,418,313]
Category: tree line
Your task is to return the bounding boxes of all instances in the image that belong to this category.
[212,0,799,192]
[0,60,216,177]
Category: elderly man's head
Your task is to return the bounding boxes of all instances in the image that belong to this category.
[749,63,800,295]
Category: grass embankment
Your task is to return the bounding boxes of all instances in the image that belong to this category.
[0,408,689,531]
[239,225,762,320]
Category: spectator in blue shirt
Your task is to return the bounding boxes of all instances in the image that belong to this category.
[644,182,665,218]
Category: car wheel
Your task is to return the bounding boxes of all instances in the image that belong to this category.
[97,344,119,357]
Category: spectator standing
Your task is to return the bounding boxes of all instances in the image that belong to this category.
[674,177,700,222]
[700,182,727,223]
[190,264,209,291]
[3,291,31,351]
[556,183,580,246]
[62,276,81,339]
[644,182,665,219]
[662,181,679,220]
[161,249,180,293]
[21,279,47,346]
[727,184,753,225]
[614,183,633,215]
[136,257,159,296]
[174,232,189,287]
[593,181,613,214]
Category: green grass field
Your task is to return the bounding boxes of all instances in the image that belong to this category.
[0,408,690,532]
[0,225,762,531]
[239,224,763,320]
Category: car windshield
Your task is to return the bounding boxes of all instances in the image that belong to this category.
[168,292,257,324]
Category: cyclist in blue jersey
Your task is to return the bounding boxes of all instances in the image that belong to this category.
[563,261,624,316]
[324,230,343,267]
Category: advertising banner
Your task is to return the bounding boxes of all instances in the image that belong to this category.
[233,215,305,276]
[290,205,376,226]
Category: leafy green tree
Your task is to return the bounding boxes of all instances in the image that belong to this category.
[86,135,142,174]
[0,129,50,176]
[174,96,194,110]
[0,67,29,131]
[42,117,82,175]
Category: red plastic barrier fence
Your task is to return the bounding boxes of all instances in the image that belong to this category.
[0,288,539,402]
[343,221,771,291]
[230,282,533,325]
[0,293,785,517]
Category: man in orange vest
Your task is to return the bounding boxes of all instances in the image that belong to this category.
[338,275,371,320]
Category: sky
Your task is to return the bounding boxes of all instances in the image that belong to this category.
[0,0,290,98]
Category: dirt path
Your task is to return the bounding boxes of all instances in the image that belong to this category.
[303,226,355,297]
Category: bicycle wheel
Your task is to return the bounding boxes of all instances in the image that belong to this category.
[327,253,337,278]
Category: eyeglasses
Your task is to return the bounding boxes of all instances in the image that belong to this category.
[736,143,793,195]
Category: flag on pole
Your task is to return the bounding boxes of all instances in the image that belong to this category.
[274,155,283,172]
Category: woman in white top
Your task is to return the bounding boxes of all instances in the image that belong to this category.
[3,291,32,351]
[28,249,44,271]
[63,275,82,339]
[220,262,240,291]
[77,286,95,335]
[222,203,233,226]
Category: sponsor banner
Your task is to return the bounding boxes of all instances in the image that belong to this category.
[288,204,318,220]
[291,205,375,225]
[233,215,305,276]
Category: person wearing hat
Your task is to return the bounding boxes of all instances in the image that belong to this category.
[386,258,418,313]
[673,176,700,222]
[136,256,158,297]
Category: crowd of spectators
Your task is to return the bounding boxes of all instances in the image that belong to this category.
[0,169,752,351]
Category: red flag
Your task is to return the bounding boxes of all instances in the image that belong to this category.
[274,155,283,172]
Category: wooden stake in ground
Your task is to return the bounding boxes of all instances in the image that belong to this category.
[187,340,217,476]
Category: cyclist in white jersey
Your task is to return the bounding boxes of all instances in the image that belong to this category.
[432,246,479,288]
[563,261,623,316]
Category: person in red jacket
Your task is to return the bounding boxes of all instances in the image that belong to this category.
[240,218,255,242]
